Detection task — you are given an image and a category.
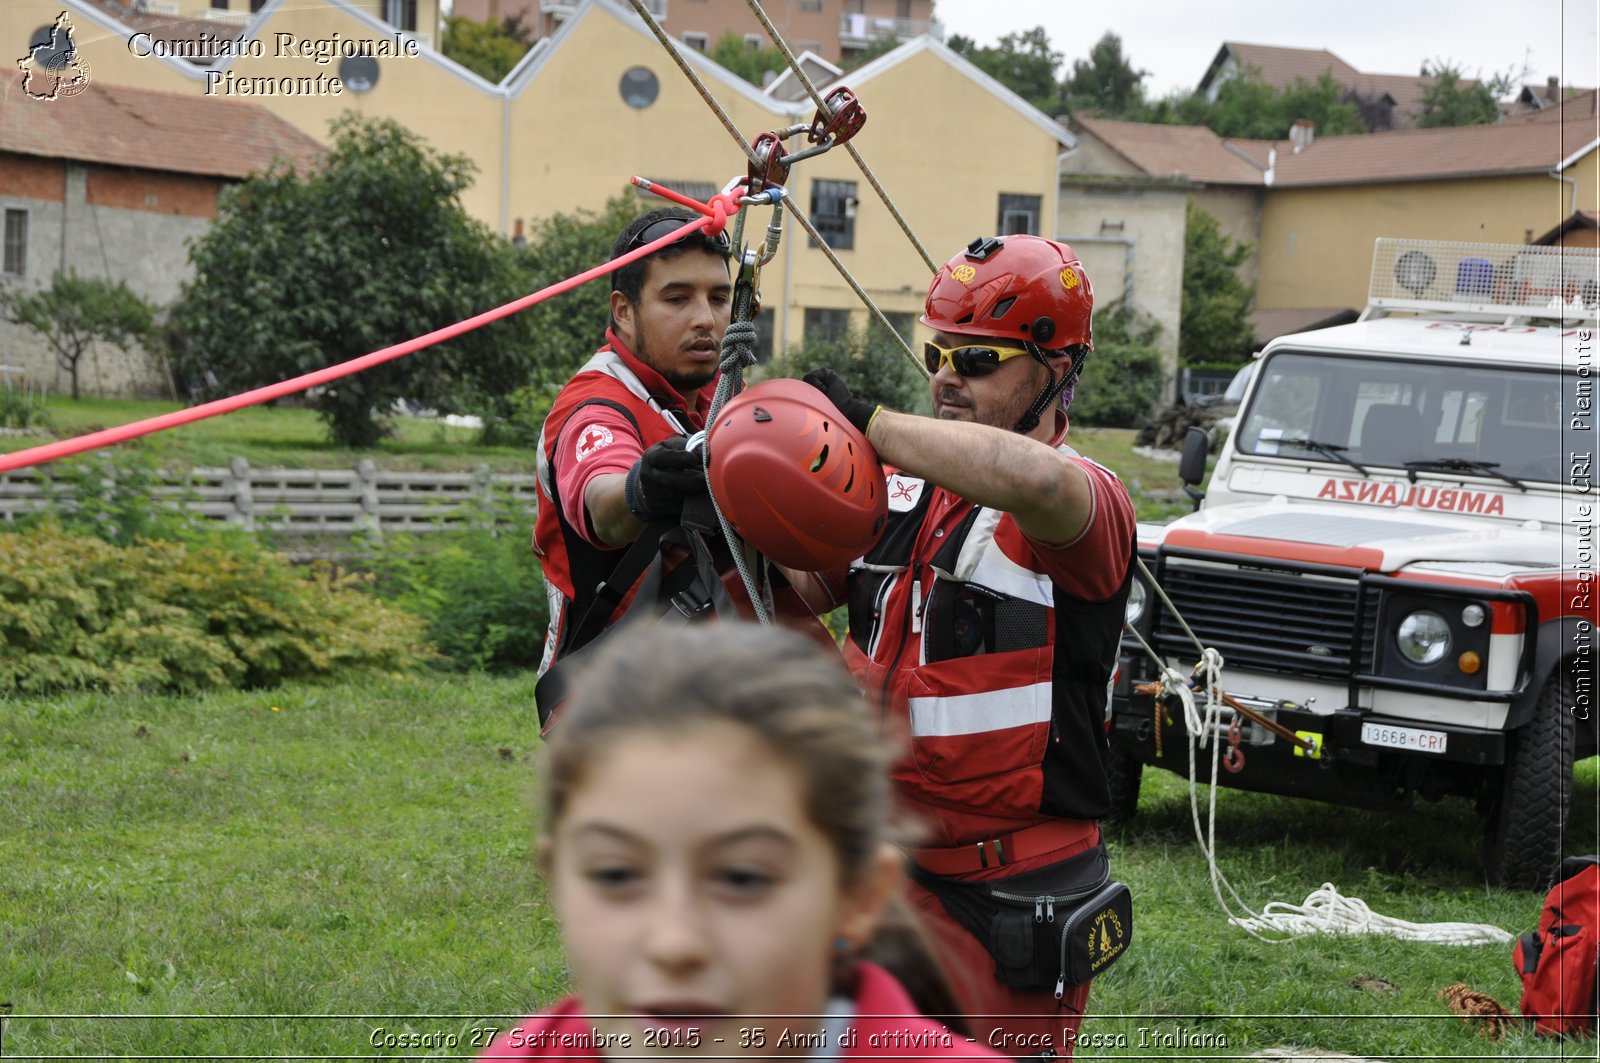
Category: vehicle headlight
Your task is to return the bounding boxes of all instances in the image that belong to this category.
[1125,579,1148,625]
[1396,610,1451,665]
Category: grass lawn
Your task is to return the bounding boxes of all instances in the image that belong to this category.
[3,672,1591,1059]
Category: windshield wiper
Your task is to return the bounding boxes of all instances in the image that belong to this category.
[1403,458,1526,491]
[1280,437,1370,477]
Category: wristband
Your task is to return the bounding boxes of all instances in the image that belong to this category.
[623,461,652,522]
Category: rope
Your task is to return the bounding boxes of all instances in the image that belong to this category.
[621,0,760,167]
[743,0,938,275]
[0,215,729,476]
[701,319,771,626]
[1232,885,1514,945]
[1121,601,1511,946]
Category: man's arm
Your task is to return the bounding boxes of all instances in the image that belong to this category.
[866,409,1093,545]
[585,473,643,547]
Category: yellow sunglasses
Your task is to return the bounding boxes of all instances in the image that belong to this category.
[923,341,1031,378]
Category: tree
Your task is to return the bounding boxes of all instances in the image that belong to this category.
[0,269,155,400]
[708,31,787,87]
[843,34,902,71]
[441,12,533,83]
[1155,69,1363,139]
[1179,202,1256,366]
[950,27,1064,115]
[764,320,929,417]
[1276,72,1365,136]
[170,114,539,447]
[1061,32,1149,119]
[1418,60,1502,127]
[1071,301,1165,427]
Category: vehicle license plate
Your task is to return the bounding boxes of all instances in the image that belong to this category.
[1360,721,1448,754]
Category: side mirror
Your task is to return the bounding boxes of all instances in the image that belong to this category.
[1179,425,1209,509]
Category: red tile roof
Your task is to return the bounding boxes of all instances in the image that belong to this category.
[1072,116,1265,185]
[1515,87,1600,124]
[0,82,323,180]
[1202,43,1361,94]
[1271,115,1599,186]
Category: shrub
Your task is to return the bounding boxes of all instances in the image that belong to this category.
[362,490,546,672]
[0,522,433,695]
[1073,304,1166,427]
[0,379,52,431]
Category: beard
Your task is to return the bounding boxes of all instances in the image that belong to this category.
[633,333,718,393]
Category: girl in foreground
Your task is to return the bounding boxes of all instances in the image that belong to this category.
[482,622,1000,1062]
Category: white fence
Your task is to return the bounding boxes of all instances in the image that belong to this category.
[0,458,538,535]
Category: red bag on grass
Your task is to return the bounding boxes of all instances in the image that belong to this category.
[1515,856,1600,1036]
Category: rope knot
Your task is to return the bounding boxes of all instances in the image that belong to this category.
[719,319,758,375]
[704,191,741,237]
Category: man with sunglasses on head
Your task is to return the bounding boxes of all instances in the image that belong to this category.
[802,235,1136,1058]
[531,207,821,729]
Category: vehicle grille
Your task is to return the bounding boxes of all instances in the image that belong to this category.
[1151,560,1379,680]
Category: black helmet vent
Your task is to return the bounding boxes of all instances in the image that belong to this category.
[991,296,1017,320]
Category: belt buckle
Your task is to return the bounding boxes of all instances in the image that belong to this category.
[974,836,1008,869]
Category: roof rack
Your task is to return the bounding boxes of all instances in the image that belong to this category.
[1365,238,1599,325]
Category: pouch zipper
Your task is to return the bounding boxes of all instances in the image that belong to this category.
[987,873,1109,1001]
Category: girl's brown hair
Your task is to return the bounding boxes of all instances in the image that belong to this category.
[544,621,890,887]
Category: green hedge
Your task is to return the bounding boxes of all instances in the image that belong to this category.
[0,523,434,695]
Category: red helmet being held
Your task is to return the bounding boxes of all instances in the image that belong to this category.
[707,378,887,571]
[921,235,1093,351]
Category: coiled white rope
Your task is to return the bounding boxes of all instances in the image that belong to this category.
[1231,884,1515,945]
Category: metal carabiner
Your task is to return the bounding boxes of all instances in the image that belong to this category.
[1223,712,1246,773]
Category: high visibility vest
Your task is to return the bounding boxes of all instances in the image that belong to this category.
[845,453,1133,843]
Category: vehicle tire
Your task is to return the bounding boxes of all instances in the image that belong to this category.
[1104,745,1143,821]
[1484,670,1574,889]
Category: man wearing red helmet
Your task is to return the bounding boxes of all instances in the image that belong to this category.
[803,235,1136,1057]
[531,207,820,728]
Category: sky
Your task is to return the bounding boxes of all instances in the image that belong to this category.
[932,0,1600,101]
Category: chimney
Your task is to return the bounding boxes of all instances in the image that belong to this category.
[511,217,527,248]
[1290,118,1315,153]
[1547,75,1560,102]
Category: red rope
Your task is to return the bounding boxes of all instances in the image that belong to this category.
[0,207,736,476]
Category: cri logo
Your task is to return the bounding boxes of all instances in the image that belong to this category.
[951,264,977,284]
[1060,268,1080,291]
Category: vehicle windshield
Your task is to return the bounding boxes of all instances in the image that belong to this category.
[1235,350,1564,484]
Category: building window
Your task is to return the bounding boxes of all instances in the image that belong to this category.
[210,0,228,8]
[682,31,709,52]
[3,210,26,276]
[385,0,417,32]
[997,193,1041,236]
[250,0,266,11]
[881,311,915,343]
[809,179,857,251]
[743,33,763,49]
[896,0,911,18]
[805,308,851,344]
[799,0,823,10]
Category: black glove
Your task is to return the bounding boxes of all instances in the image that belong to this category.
[624,436,708,523]
[802,367,880,434]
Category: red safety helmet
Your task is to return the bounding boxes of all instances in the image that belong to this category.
[707,378,887,570]
[921,235,1094,350]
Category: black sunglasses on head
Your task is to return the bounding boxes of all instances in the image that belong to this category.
[627,216,731,255]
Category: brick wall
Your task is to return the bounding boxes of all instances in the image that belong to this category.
[86,167,222,219]
[0,153,65,202]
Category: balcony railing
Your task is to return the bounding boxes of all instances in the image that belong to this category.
[838,14,942,43]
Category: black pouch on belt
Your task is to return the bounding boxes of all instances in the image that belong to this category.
[912,842,1133,997]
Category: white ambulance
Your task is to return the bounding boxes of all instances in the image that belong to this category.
[1109,239,1597,889]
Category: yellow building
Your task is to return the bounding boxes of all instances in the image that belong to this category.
[7,0,1072,360]
[1261,117,1600,312]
